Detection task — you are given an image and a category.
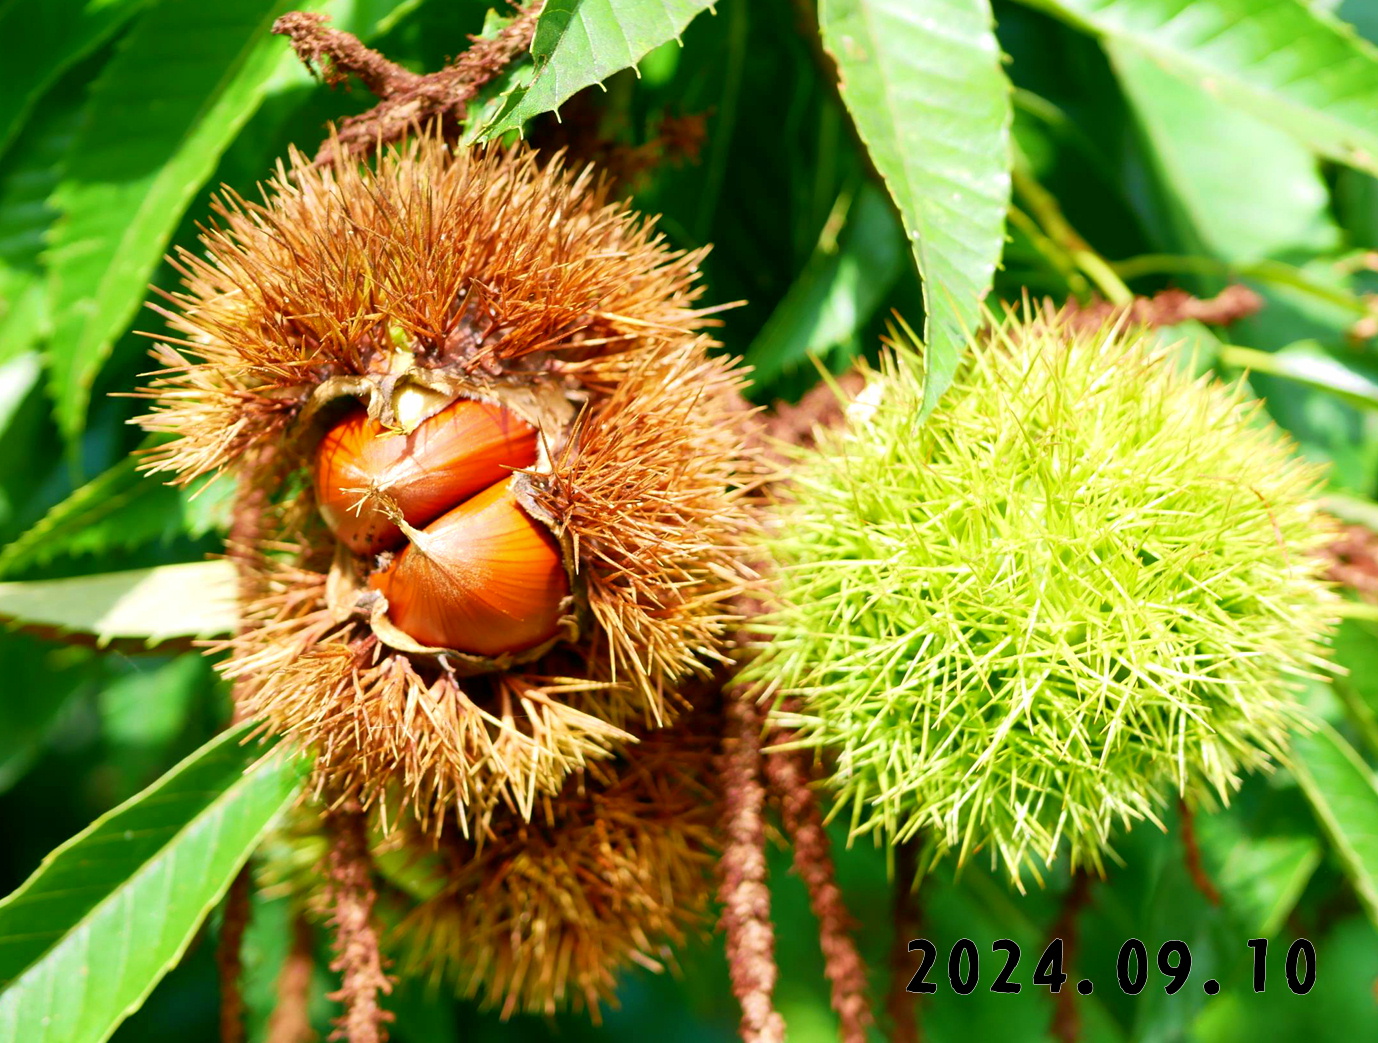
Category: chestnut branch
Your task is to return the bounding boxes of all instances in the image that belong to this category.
[322,802,394,1043]
[1054,284,1264,332]
[272,3,542,167]
[1049,870,1094,1043]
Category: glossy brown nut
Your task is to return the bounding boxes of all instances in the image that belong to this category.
[368,475,568,656]
[314,398,538,555]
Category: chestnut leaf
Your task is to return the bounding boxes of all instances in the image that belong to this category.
[819,0,1013,418]
[44,0,313,447]
[0,0,151,166]
[0,560,239,647]
[1292,720,1378,932]
[1027,0,1378,178]
[479,0,718,140]
[0,724,305,1042]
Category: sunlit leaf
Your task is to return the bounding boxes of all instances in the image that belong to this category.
[0,353,41,440]
[820,0,1012,416]
[0,560,239,645]
[1322,491,1378,530]
[0,723,304,1042]
[1220,341,1378,411]
[44,0,311,443]
[1025,0,1378,177]
[480,0,717,139]
[1109,41,1339,263]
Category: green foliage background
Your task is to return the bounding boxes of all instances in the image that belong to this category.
[4,0,1378,1039]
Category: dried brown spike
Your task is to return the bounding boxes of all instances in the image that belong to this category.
[378,715,721,1020]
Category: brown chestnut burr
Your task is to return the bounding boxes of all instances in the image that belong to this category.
[314,398,539,555]
[369,475,569,656]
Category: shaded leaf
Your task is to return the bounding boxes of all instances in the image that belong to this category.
[240,891,333,1041]
[1338,0,1378,46]
[1025,0,1378,178]
[0,0,151,165]
[1329,618,1378,758]
[481,0,717,139]
[1192,915,1378,1041]
[745,182,906,388]
[0,634,95,794]
[0,560,239,645]
[0,723,304,1042]
[98,654,210,747]
[1197,811,1322,937]
[0,457,230,578]
[45,0,309,443]
[1292,720,1378,929]
[820,0,1012,416]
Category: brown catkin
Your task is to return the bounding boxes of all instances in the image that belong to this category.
[322,804,394,1043]
[717,687,785,1043]
[764,738,872,1042]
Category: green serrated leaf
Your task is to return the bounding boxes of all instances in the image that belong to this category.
[820,0,1012,417]
[479,0,717,140]
[1109,40,1339,264]
[1024,0,1378,178]
[44,0,312,444]
[0,71,85,367]
[0,456,230,578]
[0,457,166,576]
[0,0,152,165]
[1292,720,1378,930]
[0,723,304,1042]
[745,181,906,388]
[0,560,239,645]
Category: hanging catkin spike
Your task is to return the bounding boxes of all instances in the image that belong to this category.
[717,685,785,1043]
[322,802,394,1043]
[764,735,872,1043]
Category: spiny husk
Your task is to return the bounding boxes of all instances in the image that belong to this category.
[260,714,720,1021]
[140,133,761,830]
[385,716,720,1020]
[752,306,1341,886]
[139,137,708,480]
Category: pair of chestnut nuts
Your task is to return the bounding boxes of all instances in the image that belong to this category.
[313,398,567,658]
